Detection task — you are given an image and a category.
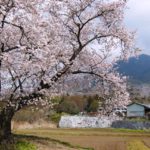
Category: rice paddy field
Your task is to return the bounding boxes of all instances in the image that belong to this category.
[14,128,150,150]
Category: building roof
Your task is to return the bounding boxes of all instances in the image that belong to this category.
[127,102,150,110]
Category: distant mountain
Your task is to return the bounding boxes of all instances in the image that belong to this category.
[55,54,150,97]
[116,54,150,84]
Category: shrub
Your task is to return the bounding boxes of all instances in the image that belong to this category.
[84,96,99,112]
[50,112,69,124]
[50,113,62,123]
[87,100,99,112]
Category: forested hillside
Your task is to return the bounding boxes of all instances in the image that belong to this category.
[116,54,150,84]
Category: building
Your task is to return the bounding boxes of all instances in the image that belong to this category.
[127,102,150,119]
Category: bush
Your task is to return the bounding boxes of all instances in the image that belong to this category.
[84,96,99,112]
[50,113,62,123]
[87,100,99,112]
[50,112,69,124]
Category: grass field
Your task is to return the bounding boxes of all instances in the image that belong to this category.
[14,128,150,150]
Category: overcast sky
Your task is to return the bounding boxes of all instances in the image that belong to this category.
[125,0,150,55]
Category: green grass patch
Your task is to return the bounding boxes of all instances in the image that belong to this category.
[0,140,36,150]
[15,141,36,150]
[110,128,150,133]
[15,128,150,138]
[128,140,150,150]
[126,118,150,122]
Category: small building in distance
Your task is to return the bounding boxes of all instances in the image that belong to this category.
[127,102,150,119]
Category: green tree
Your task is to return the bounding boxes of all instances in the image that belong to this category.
[87,100,99,112]
[56,100,79,114]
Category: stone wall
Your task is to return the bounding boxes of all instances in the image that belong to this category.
[111,120,150,129]
[59,116,116,128]
[59,115,150,129]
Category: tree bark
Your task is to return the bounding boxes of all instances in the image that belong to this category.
[0,106,14,143]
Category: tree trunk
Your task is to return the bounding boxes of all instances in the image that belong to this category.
[0,106,14,143]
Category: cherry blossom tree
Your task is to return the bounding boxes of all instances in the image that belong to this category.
[0,0,136,141]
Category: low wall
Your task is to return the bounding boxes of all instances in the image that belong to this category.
[59,116,150,129]
[59,116,116,128]
[111,120,150,129]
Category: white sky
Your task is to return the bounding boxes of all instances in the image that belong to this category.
[125,0,150,55]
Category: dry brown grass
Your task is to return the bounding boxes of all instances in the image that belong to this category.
[30,138,77,150]
[14,128,150,150]
[12,120,57,130]
[49,135,127,150]
[127,140,150,150]
[143,139,150,148]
